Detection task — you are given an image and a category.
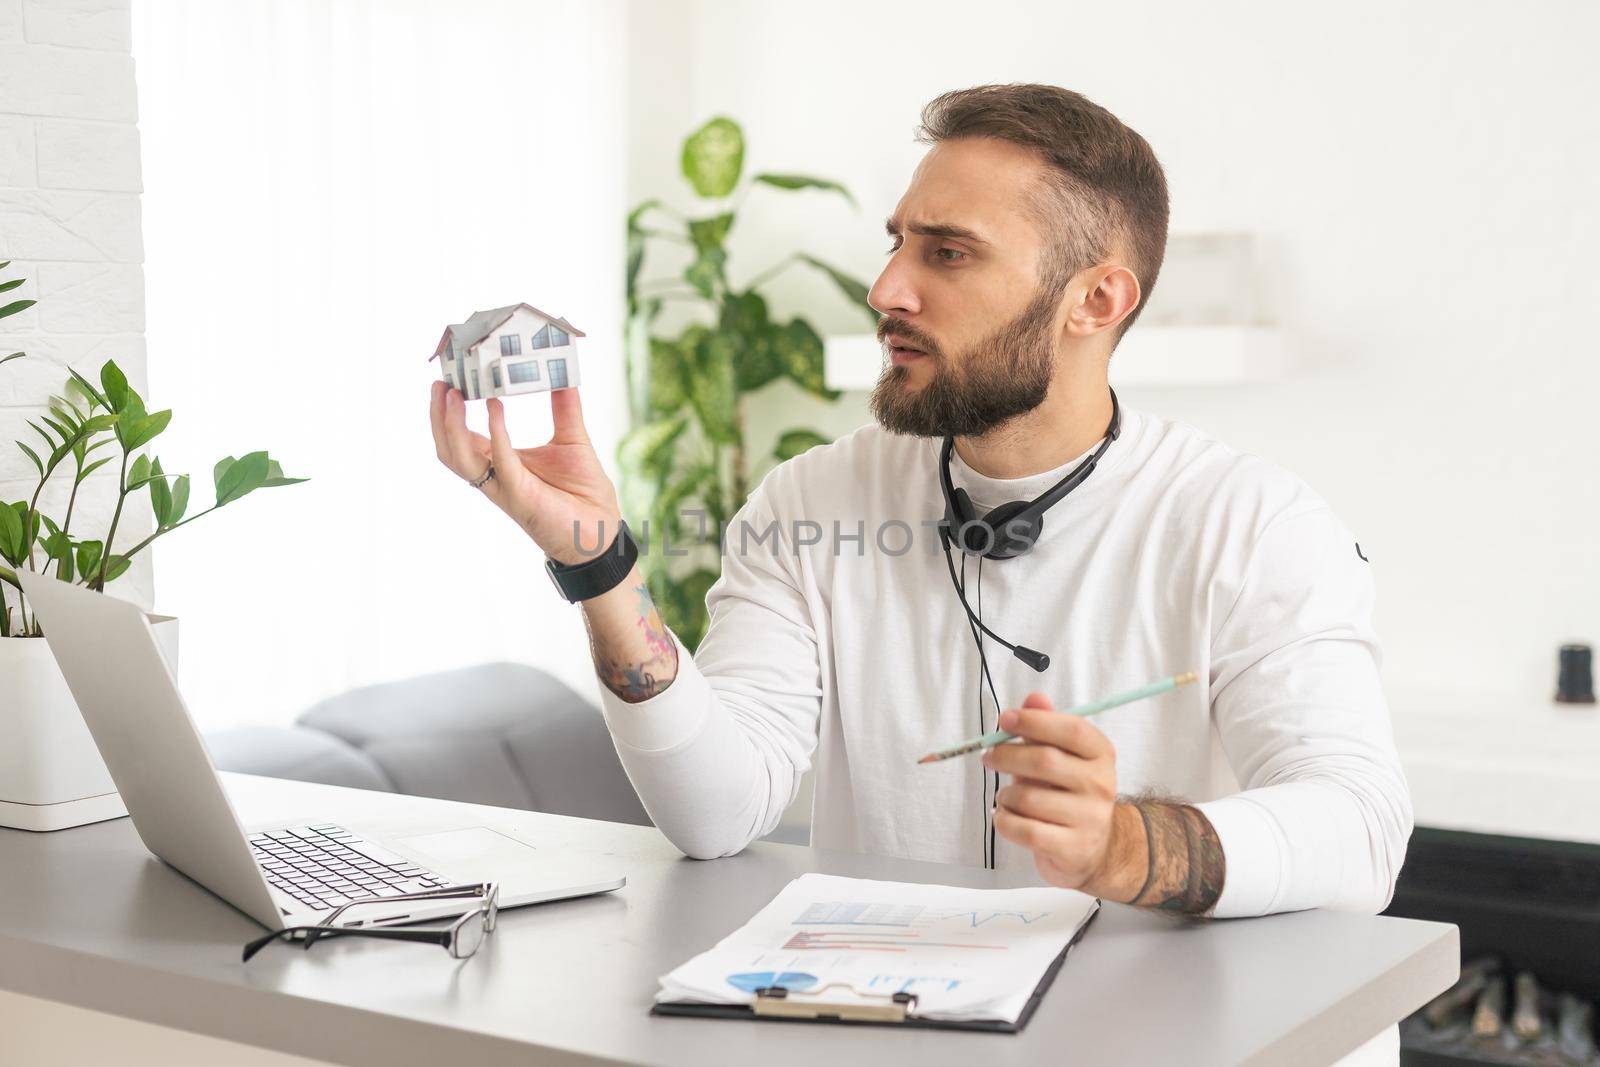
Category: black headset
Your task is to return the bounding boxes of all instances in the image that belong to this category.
[936,388,1122,675]
[935,389,1122,869]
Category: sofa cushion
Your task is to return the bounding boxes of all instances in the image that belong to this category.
[205,725,393,793]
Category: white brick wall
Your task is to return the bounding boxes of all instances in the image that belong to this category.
[0,0,152,614]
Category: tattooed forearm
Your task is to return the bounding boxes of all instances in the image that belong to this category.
[1128,794,1226,916]
[585,580,679,703]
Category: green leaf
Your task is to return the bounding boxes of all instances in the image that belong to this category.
[76,455,113,485]
[0,278,24,295]
[0,299,35,320]
[771,317,839,400]
[66,368,107,411]
[796,254,879,325]
[680,116,745,198]
[650,462,716,541]
[149,457,171,526]
[40,413,74,444]
[17,442,43,478]
[28,419,59,451]
[121,408,171,451]
[773,429,831,462]
[214,450,270,505]
[81,413,118,434]
[260,457,308,488]
[683,245,726,299]
[103,554,131,584]
[688,212,734,251]
[647,337,688,412]
[100,361,131,413]
[127,453,151,492]
[720,291,782,391]
[57,549,73,583]
[0,505,22,566]
[75,540,103,580]
[169,474,190,524]
[679,566,719,605]
[42,529,71,561]
[617,417,688,483]
[686,330,739,445]
[113,392,146,447]
[213,455,236,488]
[753,173,857,207]
[1,352,23,367]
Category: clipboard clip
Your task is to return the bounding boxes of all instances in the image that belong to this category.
[752,983,919,1023]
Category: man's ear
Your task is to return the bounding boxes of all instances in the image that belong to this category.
[1064,265,1142,339]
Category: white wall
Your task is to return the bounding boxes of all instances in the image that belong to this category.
[626,0,1600,832]
[133,0,630,727]
[0,0,154,619]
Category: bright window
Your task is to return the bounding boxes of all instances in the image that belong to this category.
[500,334,521,356]
[549,325,569,346]
[508,361,541,384]
[531,324,551,349]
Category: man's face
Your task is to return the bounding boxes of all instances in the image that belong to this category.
[869,137,1064,438]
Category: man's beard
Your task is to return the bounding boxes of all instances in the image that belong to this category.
[869,286,1058,438]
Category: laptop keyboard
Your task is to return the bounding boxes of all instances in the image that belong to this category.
[248,823,450,914]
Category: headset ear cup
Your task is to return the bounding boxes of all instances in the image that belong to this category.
[982,500,1043,560]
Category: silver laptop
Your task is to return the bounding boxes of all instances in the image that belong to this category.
[21,571,625,930]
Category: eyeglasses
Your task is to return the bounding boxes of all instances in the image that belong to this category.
[242,882,499,963]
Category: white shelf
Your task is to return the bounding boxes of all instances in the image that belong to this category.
[824,326,1290,392]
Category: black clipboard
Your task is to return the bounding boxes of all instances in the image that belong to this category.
[651,900,1099,1033]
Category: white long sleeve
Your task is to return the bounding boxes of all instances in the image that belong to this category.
[595,408,1412,917]
[599,484,821,859]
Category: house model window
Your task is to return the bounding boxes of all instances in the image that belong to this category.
[531,324,571,350]
[429,303,584,400]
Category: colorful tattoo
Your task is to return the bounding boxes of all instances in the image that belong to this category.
[1129,792,1226,916]
[592,582,678,703]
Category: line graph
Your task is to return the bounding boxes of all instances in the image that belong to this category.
[923,909,1051,928]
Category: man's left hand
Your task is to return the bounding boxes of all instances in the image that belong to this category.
[983,692,1145,901]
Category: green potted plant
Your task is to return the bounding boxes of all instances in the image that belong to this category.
[622,118,878,647]
[0,262,305,831]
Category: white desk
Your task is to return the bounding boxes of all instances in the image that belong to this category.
[0,774,1458,1067]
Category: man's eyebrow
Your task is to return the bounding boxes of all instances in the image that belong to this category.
[884,216,990,245]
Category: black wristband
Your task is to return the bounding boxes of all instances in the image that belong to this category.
[544,521,639,603]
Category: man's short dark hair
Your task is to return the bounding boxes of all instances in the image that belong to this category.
[916,84,1170,346]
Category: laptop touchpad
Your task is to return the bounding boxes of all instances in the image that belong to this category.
[396,827,539,870]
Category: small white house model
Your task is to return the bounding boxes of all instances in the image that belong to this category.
[430,304,585,400]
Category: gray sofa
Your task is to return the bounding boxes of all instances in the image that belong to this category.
[205,662,652,828]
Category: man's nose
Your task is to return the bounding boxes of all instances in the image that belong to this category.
[869,253,921,319]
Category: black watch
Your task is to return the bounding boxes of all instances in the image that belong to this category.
[545,521,639,603]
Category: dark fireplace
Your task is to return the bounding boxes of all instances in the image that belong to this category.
[1383,826,1600,1065]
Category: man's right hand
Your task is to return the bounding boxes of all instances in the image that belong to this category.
[428,381,623,565]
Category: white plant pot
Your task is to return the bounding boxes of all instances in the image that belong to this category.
[0,614,179,832]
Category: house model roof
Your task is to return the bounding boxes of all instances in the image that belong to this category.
[430,304,586,361]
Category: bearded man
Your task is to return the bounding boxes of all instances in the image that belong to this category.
[429,85,1412,1058]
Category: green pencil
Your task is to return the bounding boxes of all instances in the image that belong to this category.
[916,671,1199,764]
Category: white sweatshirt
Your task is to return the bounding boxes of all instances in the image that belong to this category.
[597,405,1413,919]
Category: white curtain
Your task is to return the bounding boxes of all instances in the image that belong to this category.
[132,0,630,729]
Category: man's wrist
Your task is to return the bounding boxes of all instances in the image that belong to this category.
[1084,802,1150,903]
[546,513,626,567]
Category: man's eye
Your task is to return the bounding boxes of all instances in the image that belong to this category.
[935,247,966,263]
[884,239,902,254]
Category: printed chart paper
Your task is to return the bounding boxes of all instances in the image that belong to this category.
[657,873,1099,1023]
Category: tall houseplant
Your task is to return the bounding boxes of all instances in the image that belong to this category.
[622,118,877,647]
[0,262,305,830]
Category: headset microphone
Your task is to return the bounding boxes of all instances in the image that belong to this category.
[937,530,1051,672]
[934,390,1121,871]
